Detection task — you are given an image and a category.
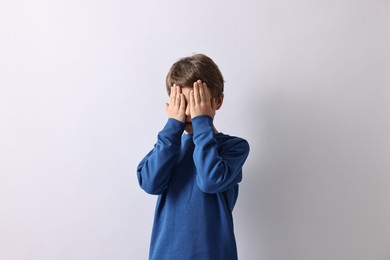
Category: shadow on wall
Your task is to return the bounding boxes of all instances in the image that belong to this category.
[238,80,327,259]
[237,83,323,259]
[238,77,390,260]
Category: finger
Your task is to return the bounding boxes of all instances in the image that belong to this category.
[193,81,200,104]
[179,93,185,112]
[170,85,176,103]
[197,80,206,101]
[190,89,195,109]
[175,85,181,105]
[211,98,216,111]
[203,82,211,101]
[172,85,179,106]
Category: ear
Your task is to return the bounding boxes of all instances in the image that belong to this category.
[215,93,224,110]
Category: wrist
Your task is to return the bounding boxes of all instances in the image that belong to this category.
[168,116,185,123]
[191,111,215,119]
[162,118,185,135]
[191,115,214,134]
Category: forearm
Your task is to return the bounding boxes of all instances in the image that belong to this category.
[192,115,249,193]
[137,118,185,194]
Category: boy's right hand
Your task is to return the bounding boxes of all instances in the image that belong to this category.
[165,84,186,123]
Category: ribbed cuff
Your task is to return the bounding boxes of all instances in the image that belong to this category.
[161,118,185,136]
[192,115,214,134]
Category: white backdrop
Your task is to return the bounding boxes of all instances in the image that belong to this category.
[1,0,389,259]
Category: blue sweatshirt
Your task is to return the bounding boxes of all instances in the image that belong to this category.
[137,115,250,260]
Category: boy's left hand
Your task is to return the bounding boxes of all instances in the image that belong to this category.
[190,80,216,119]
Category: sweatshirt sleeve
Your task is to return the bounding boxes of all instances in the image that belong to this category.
[192,115,250,194]
[137,118,185,195]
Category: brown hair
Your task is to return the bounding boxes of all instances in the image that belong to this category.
[165,54,224,101]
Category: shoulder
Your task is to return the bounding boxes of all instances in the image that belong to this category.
[215,133,250,154]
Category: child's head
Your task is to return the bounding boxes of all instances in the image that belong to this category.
[166,54,224,102]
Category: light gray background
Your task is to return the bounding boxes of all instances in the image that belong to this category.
[1,0,389,259]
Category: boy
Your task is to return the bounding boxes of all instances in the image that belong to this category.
[137,54,250,260]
